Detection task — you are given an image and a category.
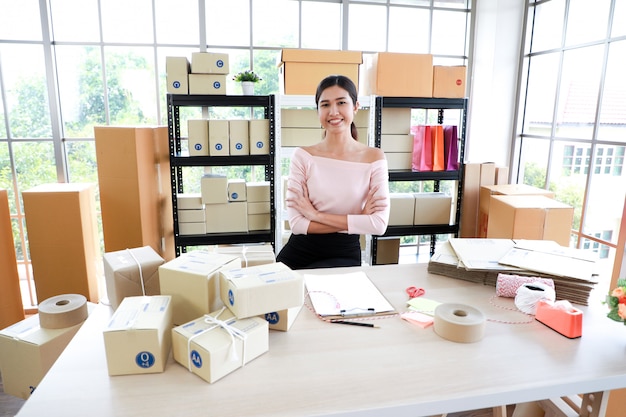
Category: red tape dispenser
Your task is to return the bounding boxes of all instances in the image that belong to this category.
[535,299,583,339]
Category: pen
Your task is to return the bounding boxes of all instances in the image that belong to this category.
[330,320,379,328]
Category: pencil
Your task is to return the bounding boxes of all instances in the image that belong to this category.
[330,320,379,328]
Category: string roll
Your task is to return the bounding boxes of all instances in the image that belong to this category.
[38,294,88,329]
[514,282,556,315]
[433,303,486,343]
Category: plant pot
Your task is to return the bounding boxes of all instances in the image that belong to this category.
[241,81,254,95]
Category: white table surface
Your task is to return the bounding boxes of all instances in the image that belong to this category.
[15,263,626,417]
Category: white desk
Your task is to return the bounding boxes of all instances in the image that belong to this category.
[16,263,626,417]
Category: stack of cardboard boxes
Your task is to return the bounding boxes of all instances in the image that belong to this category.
[187,118,270,157]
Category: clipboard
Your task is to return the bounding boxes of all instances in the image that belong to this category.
[303,271,396,319]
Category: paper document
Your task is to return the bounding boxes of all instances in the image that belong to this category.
[304,271,395,318]
[448,238,522,270]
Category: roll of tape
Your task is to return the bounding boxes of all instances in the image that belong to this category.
[514,282,556,315]
[38,294,88,329]
[433,303,486,343]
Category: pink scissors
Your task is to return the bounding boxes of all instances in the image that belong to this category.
[406,286,425,298]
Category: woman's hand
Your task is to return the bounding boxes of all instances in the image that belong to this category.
[361,184,387,215]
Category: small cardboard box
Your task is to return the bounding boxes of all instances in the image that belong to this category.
[389,193,416,226]
[361,52,433,97]
[486,195,574,247]
[171,308,268,384]
[227,179,247,202]
[179,222,206,236]
[247,201,270,215]
[205,202,248,233]
[208,120,229,156]
[248,214,271,231]
[188,119,209,156]
[177,193,203,210]
[381,134,414,153]
[159,251,241,326]
[188,74,226,95]
[460,163,481,237]
[246,181,270,202]
[191,52,229,74]
[0,308,91,399]
[281,109,320,128]
[249,119,270,155]
[229,120,250,155]
[166,56,190,94]
[102,295,172,376]
[432,65,467,98]
[281,127,322,147]
[374,238,401,265]
[385,152,412,170]
[103,246,165,311]
[262,304,303,332]
[414,193,452,225]
[178,208,206,223]
[381,108,412,134]
[220,262,304,319]
[215,244,276,267]
[279,49,362,95]
[478,184,555,238]
[201,174,228,205]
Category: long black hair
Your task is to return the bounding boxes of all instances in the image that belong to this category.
[314,75,359,141]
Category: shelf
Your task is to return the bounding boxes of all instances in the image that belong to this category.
[378,96,466,109]
[176,231,274,247]
[171,154,271,167]
[380,224,459,237]
[388,169,461,182]
[168,94,273,107]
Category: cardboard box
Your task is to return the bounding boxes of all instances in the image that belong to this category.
[103,246,165,311]
[480,162,497,186]
[385,152,412,170]
[201,174,228,204]
[262,304,302,331]
[159,251,241,326]
[0,307,91,399]
[188,119,209,156]
[191,52,229,74]
[166,56,189,94]
[495,166,509,185]
[246,181,270,202]
[281,127,322,147]
[486,195,574,247]
[460,163,481,237]
[389,193,416,226]
[205,202,248,233]
[247,201,270,215]
[279,49,362,95]
[178,222,206,236]
[171,308,268,383]
[103,295,172,376]
[215,244,275,267]
[208,120,229,156]
[361,52,433,97]
[229,120,249,155]
[188,74,226,95]
[381,108,412,134]
[432,65,467,98]
[374,238,401,265]
[178,208,205,223]
[177,193,203,210]
[414,193,452,225]
[281,109,320,128]
[227,179,247,202]
[0,189,25,328]
[249,119,270,155]
[478,184,555,238]
[95,126,173,260]
[22,183,100,303]
[220,262,304,319]
[381,134,414,153]
[248,213,271,231]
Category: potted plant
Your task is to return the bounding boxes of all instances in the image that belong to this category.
[233,70,261,95]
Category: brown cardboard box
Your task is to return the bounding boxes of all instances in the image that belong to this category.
[495,166,509,185]
[389,193,416,226]
[486,195,574,247]
[279,49,362,95]
[414,193,452,225]
[103,295,172,376]
[205,202,248,233]
[103,246,165,311]
[432,65,467,98]
[22,183,99,303]
[374,238,401,265]
[361,52,433,97]
[478,184,555,238]
[95,126,173,260]
[460,163,481,237]
[385,152,412,170]
[0,189,25,328]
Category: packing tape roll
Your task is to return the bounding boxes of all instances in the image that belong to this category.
[433,303,486,343]
[38,294,88,329]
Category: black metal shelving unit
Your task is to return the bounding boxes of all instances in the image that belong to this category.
[167,93,277,256]
[371,96,468,263]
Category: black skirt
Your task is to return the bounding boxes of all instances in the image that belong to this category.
[276,233,361,270]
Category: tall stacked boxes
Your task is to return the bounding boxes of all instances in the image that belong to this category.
[380,108,412,170]
[103,246,165,311]
[246,181,271,231]
[177,193,206,235]
[360,52,433,97]
[22,183,100,302]
[102,295,172,375]
[203,175,248,233]
[0,189,25,327]
[158,251,241,326]
[279,49,363,95]
[189,52,228,95]
[95,126,174,261]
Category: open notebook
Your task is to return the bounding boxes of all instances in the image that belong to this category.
[304,271,396,319]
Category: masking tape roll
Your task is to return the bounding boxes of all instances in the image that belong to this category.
[433,303,486,343]
[38,294,88,329]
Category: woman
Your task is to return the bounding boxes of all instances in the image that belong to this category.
[276,75,390,269]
